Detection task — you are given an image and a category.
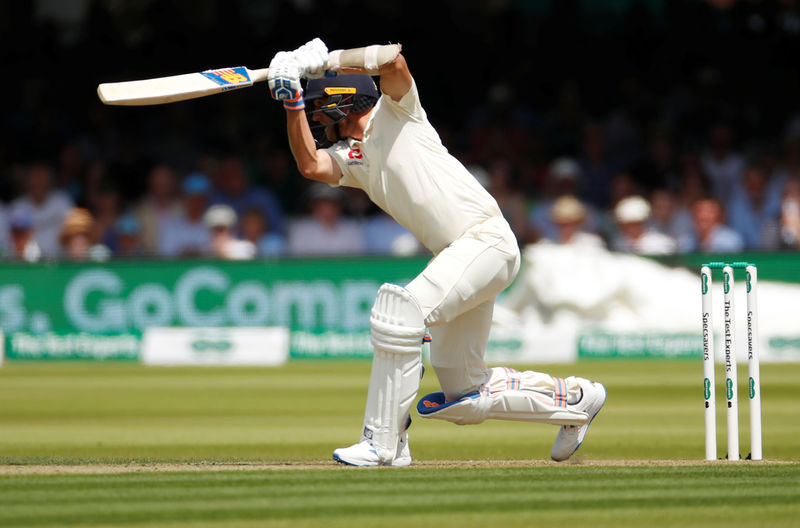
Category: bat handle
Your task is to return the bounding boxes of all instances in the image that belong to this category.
[254,43,402,84]
[328,44,401,75]
[251,68,270,83]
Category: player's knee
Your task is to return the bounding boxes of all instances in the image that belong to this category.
[370,283,425,355]
[493,220,521,281]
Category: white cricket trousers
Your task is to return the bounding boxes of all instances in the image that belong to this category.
[405,215,521,401]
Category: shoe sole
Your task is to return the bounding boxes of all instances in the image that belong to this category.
[332,451,376,467]
[332,452,412,467]
[552,383,607,461]
[390,456,412,467]
[332,452,357,466]
[333,453,411,467]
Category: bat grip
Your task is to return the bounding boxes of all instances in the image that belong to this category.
[327,44,401,75]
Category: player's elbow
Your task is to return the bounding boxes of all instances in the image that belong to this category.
[379,53,412,101]
[380,53,407,77]
[296,149,339,184]
[297,161,321,181]
[293,148,338,183]
[296,160,332,183]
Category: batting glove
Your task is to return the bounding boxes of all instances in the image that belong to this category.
[293,38,328,79]
[267,51,305,110]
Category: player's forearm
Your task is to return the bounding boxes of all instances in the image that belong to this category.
[286,111,337,183]
[286,110,319,176]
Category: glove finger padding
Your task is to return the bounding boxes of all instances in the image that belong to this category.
[267,51,303,101]
[294,38,329,79]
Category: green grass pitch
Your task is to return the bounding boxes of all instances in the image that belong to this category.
[1,360,798,527]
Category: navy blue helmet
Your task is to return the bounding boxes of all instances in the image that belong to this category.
[304,74,379,146]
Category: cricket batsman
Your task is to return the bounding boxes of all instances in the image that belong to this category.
[267,38,606,466]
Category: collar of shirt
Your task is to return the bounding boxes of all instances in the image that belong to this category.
[361,96,382,140]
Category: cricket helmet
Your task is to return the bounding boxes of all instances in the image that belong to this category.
[304,74,379,146]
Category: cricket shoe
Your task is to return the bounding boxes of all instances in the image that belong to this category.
[333,432,411,467]
[550,378,607,462]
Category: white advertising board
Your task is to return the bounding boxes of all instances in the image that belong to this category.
[142,327,289,366]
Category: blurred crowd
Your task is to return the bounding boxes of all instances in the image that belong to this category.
[0,150,433,261]
[5,113,800,262]
[2,0,800,261]
[483,116,800,255]
[0,157,423,261]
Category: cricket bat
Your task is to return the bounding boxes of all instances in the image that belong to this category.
[97,44,400,106]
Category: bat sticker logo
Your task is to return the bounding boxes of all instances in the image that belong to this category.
[201,67,251,88]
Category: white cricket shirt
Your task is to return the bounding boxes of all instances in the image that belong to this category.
[325,80,502,254]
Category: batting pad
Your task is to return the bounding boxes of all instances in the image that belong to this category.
[417,368,589,426]
[362,284,425,462]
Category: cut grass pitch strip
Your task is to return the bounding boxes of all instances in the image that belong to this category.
[0,465,798,528]
[1,361,798,526]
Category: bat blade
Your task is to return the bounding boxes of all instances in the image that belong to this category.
[97,66,268,106]
[97,44,402,106]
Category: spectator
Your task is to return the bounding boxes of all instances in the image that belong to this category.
[240,207,286,258]
[676,156,712,209]
[340,186,373,219]
[768,123,800,203]
[579,121,617,209]
[56,142,85,202]
[113,214,145,257]
[287,183,365,256]
[777,178,800,249]
[611,195,677,255]
[465,81,534,166]
[649,187,695,253]
[608,171,640,208]
[80,159,110,211]
[364,212,421,256]
[517,131,550,197]
[203,205,256,260]
[633,126,680,193]
[90,184,123,253]
[700,122,746,204]
[210,154,286,236]
[547,195,604,247]
[0,203,8,254]
[11,163,74,257]
[689,199,745,253]
[528,157,599,243]
[159,172,212,257]
[485,158,527,241]
[6,207,42,262]
[252,139,307,216]
[599,171,642,241]
[59,208,110,261]
[727,163,781,249]
[134,163,182,255]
